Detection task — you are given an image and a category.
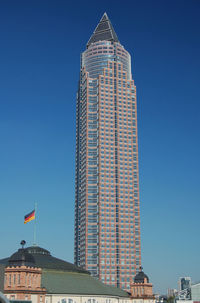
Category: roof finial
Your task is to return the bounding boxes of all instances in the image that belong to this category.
[102,12,108,19]
[20,240,26,249]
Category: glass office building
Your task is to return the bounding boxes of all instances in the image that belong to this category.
[74,13,141,290]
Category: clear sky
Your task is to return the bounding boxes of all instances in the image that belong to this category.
[0,0,200,294]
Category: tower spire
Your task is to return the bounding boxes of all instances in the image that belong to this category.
[87,12,119,47]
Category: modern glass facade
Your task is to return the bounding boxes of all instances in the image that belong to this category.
[75,13,141,290]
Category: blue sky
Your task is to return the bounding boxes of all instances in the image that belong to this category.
[0,0,200,294]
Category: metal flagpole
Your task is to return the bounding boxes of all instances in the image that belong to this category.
[33,202,37,246]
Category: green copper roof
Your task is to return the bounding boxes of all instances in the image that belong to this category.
[87,13,119,47]
[0,245,129,298]
[42,269,129,297]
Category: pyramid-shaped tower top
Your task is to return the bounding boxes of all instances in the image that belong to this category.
[87,12,119,48]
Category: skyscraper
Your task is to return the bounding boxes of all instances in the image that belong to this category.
[75,13,141,290]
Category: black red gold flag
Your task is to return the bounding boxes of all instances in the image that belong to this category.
[24,210,35,224]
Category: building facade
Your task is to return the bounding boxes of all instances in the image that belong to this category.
[74,13,141,290]
[3,245,46,303]
[0,244,155,303]
[131,267,154,301]
[176,283,200,303]
[179,278,191,292]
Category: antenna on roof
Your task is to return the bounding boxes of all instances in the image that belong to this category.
[33,202,37,246]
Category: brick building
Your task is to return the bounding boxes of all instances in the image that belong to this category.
[0,243,155,303]
[75,12,141,290]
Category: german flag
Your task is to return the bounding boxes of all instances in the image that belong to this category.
[24,210,35,224]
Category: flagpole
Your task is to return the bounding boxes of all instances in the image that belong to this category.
[33,202,37,246]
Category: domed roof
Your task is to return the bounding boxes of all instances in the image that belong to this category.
[23,246,89,274]
[8,246,36,267]
[0,242,130,297]
[134,266,149,283]
[0,242,89,274]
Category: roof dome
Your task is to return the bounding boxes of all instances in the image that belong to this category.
[134,266,149,283]
[0,241,130,297]
[26,246,51,256]
[24,246,89,274]
[0,242,89,274]
[8,241,36,267]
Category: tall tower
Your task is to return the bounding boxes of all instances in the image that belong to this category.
[75,13,141,290]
